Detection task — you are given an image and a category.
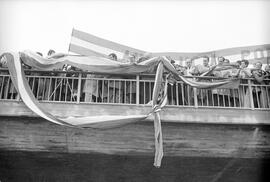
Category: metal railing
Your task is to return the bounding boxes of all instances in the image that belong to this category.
[0,68,269,110]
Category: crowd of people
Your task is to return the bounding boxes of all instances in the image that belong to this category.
[0,50,269,108]
[170,56,270,108]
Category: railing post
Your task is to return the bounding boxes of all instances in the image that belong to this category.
[136,75,140,105]
[77,73,82,104]
[248,79,254,110]
[193,87,198,108]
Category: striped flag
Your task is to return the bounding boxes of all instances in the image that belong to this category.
[69,28,270,64]
[69,28,146,59]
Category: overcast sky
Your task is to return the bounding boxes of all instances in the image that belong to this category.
[0,0,269,55]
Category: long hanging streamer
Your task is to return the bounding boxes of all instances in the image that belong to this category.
[151,61,167,167]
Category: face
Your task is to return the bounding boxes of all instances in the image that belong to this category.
[124,50,130,56]
[265,65,270,72]
[218,57,224,64]
[0,56,7,65]
[224,59,230,64]
[240,61,247,68]
[255,62,262,69]
[186,59,192,67]
[130,56,135,63]
[48,50,55,56]
[203,58,209,66]
[109,54,116,61]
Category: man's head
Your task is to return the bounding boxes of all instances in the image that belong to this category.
[240,60,249,68]
[108,53,117,61]
[0,55,7,67]
[218,56,225,65]
[202,56,209,67]
[224,59,230,64]
[185,58,192,68]
[255,62,262,70]
[265,64,270,72]
[124,50,130,56]
[47,49,56,56]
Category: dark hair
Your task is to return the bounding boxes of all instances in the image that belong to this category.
[202,56,209,61]
[241,59,249,66]
[108,53,117,61]
[36,52,43,57]
[47,49,56,56]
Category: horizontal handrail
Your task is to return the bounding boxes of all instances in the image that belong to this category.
[0,70,269,109]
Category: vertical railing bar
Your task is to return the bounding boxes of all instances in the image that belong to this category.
[41,78,46,100]
[211,88,214,107]
[217,90,220,107]
[149,82,152,104]
[176,82,179,106]
[265,86,270,108]
[96,79,99,103]
[228,90,231,107]
[59,78,63,101]
[31,77,35,92]
[113,80,115,103]
[170,84,173,105]
[233,89,236,107]
[120,81,122,104]
[136,75,140,105]
[206,89,209,107]
[194,87,198,108]
[261,85,265,108]
[107,80,110,103]
[48,78,52,101]
[71,78,74,102]
[101,79,104,103]
[238,87,242,108]
[181,83,184,106]
[149,81,152,104]
[11,81,14,99]
[143,82,146,104]
[200,89,203,106]
[187,85,190,106]
[65,78,68,102]
[248,79,254,110]
[222,92,225,107]
[53,78,57,101]
[255,86,260,108]
[0,76,4,99]
[5,77,10,99]
[37,77,41,100]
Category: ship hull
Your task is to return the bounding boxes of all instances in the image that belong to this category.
[1,115,270,159]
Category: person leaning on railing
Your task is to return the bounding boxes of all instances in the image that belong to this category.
[251,62,269,108]
[212,57,236,107]
[181,58,197,106]
[106,53,124,103]
[82,70,100,103]
[238,59,252,108]
[196,56,214,106]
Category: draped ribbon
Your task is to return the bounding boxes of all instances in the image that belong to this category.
[151,61,167,167]
[2,51,241,167]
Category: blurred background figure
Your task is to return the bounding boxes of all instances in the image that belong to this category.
[108,53,117,61]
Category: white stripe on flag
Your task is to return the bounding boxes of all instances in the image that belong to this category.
[70,36,124,59]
